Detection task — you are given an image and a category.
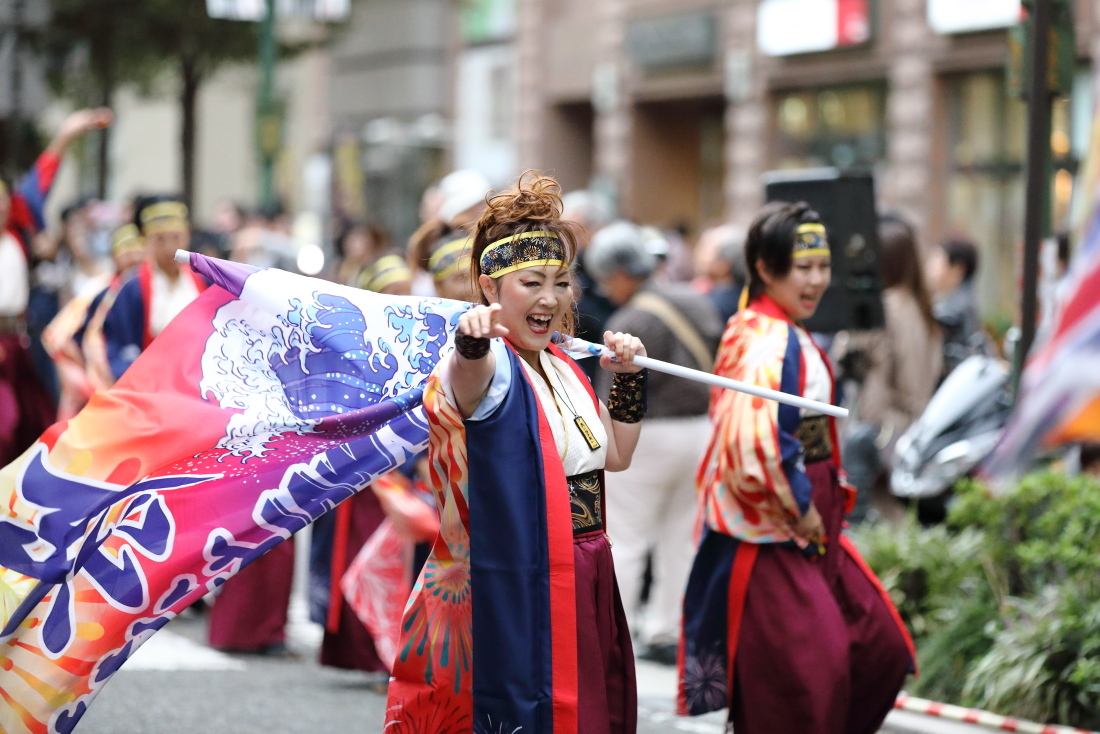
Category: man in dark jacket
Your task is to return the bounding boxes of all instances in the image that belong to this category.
[927,237,985,380]
[587,221,723,664]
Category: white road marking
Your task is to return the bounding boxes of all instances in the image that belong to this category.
[122,629,247,671]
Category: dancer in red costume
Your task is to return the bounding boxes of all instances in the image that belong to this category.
[385,172,647,734]
[678,201,916,734]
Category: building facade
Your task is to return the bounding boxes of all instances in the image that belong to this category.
[327,0,451,245]
[514,0,1100,319]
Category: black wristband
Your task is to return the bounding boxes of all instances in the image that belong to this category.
[607,369,647,424]
[455,333,491,360]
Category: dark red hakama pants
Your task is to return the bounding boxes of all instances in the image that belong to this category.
[0,333,55,467]
[208,537,295,651]
[319,488,387,673]
[680,460,914,734]
[574,531,637,734]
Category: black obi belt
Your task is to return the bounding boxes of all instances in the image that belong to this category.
[567,470,604,536]
[795,415,833,464]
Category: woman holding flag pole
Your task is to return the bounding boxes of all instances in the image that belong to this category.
[677,201,916,734]
[384,171,645,734]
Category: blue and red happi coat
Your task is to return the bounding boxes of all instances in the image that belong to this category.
[678,297,916,717]
[385,343,589,734]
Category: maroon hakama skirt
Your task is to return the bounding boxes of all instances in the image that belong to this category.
[0,333,55,466]
[208,537,295,651]
[574,531,637,734]
[680,460,914,734]
[319,488,387,673]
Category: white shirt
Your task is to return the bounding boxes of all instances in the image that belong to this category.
[0,232,29,316]
[149,266,200,337]
[518,350,608,476]
[796,327,831,416]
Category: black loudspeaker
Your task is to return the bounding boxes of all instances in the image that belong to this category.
[763,168,884,333]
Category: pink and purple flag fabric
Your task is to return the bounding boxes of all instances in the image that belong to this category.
[987,117,1100,476]
[0,253,467,733]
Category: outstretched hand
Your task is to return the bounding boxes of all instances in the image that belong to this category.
[457,303,509,340]
[599,331,646,374]
[49,108,114,153]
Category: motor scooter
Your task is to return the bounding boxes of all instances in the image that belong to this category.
[889,355,1014,523]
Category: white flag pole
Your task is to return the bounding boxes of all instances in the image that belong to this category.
[555,334,849,419]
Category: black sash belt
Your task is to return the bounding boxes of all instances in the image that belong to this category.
[567,470,604,536]
[796,415,833,464]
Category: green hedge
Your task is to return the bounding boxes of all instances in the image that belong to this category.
[849,472,1100,728]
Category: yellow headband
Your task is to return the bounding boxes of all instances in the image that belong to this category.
[0,180,7,197]
[361,254,412,292]
[479,230,567,279]
[793,223,829,259]
[111,224,144,256]
[429,237,473,281]
[140,201,189,235]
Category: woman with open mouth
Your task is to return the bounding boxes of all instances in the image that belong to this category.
[385,171,646,734]
[677,202,917,734]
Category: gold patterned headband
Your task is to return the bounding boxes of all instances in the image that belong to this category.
[479,230,567,279]
[140,201,189,235]
[792,223,829,259]
[361,254,412,292]
[111,224,144,256]
[429,236,473,281]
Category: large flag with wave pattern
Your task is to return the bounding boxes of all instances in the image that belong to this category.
[987,114,1100,476]
[0,253,467,734]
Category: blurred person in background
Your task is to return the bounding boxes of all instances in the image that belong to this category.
[359,226,412,297]
[927,237,985,379]
[694,224,748,324]
[562,189,618,379]
[838,215,942,523]
[60,199,112,299]
[679,202,914,733]
[333,220,376,287]
[40,207,118,421]
[0,107,112,465]
[229,201,300,271]
[587,221,723,665]
[101,197,208,381]
[80,224,146,392]
[436,169,491,231]
[404,170,491,297]
[654,223,695,283]
[427,233,476,302]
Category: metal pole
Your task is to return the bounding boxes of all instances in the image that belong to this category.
[257,0,277,208]
[1017,0,1053,385]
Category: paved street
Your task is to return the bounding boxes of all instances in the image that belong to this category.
[77,608,984,734]
[78,610,730,734]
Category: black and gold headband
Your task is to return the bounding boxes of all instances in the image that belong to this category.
[429,236,473,281]
[479,230,567,279]
[793,223,829,259]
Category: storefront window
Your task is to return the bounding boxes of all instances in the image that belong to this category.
[774,84,886,171]
[945,71,1086,320]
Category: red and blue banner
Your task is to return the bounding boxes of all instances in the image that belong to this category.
[0,254,468,734]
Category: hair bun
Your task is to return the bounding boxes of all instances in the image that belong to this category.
[480,170,562,229]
